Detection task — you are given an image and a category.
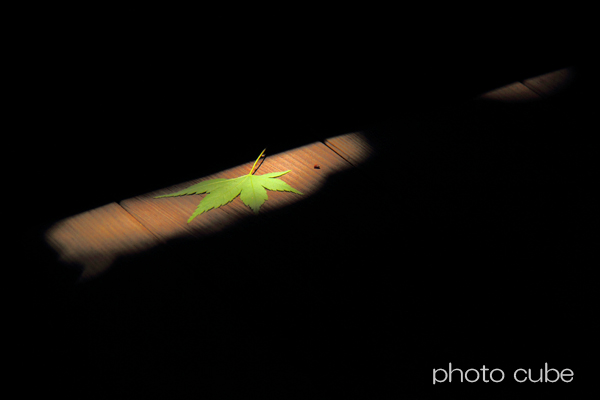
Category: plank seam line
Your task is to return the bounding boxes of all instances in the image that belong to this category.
[115,201,167,245]
[520,80,548,98]
[320,139,357,168]
[518,67,572,99]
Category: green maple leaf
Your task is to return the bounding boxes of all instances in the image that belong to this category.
[155,149,303,223]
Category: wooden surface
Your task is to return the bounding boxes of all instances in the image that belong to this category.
[44,67,574,282]
[44,138,374,283]
[323,131,375,167]
[120,141,356,242]
[475,81,541,102]
[44,202,160,283]
[522,68,575,97]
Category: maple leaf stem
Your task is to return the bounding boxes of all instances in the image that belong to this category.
[248,148,266,175]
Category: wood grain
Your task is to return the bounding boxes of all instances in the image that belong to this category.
[119,141,355,243]
[42,69,570,285]
[522,67,574,97]
[44,202,161,283]
[323,132,375,167]
[475,81,541,102]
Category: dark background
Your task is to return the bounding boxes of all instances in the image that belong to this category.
[14,10,591,399]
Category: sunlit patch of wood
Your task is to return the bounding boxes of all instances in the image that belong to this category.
[44,202,161,283]
[323,132,374,167]
[476,81,541,102]
[475,67,574,102]
[523,68,575,98]
[119,140,371,243]
[44,136,375,283]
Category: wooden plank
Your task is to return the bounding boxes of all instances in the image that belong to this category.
[323,131,375,167]
[522,67,574,97]
[120,141,355,242]
[44,202,161,283]
[475,81,541,102]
